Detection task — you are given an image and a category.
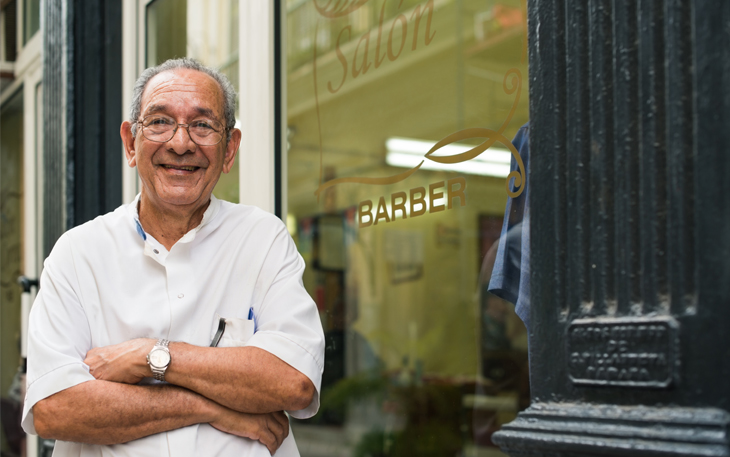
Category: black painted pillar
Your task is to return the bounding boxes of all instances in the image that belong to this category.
[42,0,69,258]
[492,1,730,456]
[43,0,123,258]
[69,0,123,227]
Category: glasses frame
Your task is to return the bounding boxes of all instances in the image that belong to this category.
[135,115,228,146]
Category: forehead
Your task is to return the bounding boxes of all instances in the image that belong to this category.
[140,69,224,118]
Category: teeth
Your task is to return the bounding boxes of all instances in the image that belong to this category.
[163,165,196,171]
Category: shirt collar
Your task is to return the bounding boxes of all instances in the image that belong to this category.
[127,193,222,244]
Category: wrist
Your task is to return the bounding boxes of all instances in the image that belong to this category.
[160,385,221,425]
[199,395,226,423]
[141,338,157,377]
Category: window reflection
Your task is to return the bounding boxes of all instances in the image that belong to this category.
[23,0,40,44]
[287,0,529,455]
[146,0,240,202]
[0,90,24,457]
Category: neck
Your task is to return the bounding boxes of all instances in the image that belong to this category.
[137,193,211,250]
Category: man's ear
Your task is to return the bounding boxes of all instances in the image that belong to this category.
[222,128,242,174]
[120,121,137,168]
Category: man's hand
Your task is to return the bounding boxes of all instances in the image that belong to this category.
[84,338,155,384]
[210,407,289,455]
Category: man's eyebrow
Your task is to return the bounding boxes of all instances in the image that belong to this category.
[194,106,218,120]
[144,104,168,116]
[144,104,219,121]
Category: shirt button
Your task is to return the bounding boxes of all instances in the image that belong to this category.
[153,249,159,254]
[178,293,184,299]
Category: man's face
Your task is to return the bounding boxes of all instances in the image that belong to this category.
[121,69,240,211]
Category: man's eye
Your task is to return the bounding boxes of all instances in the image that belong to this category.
[192,121,215,130]
[147,118,174,126]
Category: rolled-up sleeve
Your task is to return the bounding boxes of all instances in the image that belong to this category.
[245,226,325,420]
[22,234,94,434]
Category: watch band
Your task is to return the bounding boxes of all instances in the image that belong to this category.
[148,338,170,381]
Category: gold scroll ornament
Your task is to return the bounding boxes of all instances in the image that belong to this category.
[312,0,526,199]
[313,0,371,18]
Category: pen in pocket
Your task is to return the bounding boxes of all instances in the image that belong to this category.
[210,317,226,347]
[248,306,258,333]
[248,306,257,332]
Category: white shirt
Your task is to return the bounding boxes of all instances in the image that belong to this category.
[22,195,325,456]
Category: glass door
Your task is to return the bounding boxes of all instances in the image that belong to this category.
[285,0,529,455]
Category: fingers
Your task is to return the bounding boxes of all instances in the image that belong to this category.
[83,348,101,370]
[256,412,288,455]
[84,347,97,362]
[260,428,278,455]
[81,339,154,383]
[272,411,289,434]
[84,350,105,379]
[209,409,290,454]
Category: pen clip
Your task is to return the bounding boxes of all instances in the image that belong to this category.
[248,307,257,332]
[210,317,226,347]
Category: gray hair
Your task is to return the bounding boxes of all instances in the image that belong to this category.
[130,57,237,142]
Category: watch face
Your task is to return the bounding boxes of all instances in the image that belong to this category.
[149,348,170,368]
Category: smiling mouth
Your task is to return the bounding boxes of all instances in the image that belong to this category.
[162,165,199,172]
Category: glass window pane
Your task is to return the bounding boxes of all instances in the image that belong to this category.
[2,0,18,62]
[145,0,239,203]
[22,0,39,44]
[286,1,529,455]
[0,89,23,457]
[146,0,187,67]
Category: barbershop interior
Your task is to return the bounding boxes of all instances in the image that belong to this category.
[283,1,529,456]
[0,0,529,455]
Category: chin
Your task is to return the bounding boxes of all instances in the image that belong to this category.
[142,180,213,208]
[156,190,208,207]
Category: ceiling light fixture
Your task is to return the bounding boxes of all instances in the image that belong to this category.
[385,137,512,178]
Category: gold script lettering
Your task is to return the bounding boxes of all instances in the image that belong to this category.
[391,191,408,220]
[429,181,445,213]
[329,26,351,93]
[447,177,466,209]
[359,200,373,228]
[374,196,391,225]
[313,2,524,200]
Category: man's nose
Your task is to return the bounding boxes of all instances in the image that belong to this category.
[167,124,196,153]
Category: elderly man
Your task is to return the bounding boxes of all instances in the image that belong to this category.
[21,58,325,456]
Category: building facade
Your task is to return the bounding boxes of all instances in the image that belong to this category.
[1,1,727,456]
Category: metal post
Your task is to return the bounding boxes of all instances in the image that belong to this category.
[492,1,730,455]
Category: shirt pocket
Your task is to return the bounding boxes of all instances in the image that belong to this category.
[211,313,256,347]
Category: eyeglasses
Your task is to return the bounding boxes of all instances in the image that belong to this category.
[136,115,226,146]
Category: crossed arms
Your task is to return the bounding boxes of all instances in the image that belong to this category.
[33,339,314,454]
[27,218,324,455]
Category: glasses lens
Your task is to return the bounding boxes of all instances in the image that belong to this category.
[142,116,176,142]
[142,116,176,140]
[141,116,224,145]
[189,120,223,145]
